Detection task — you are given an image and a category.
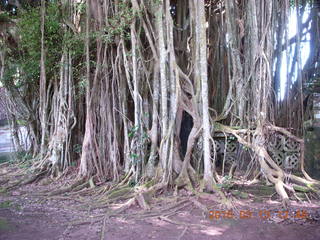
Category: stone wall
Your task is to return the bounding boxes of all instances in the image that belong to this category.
[305,93,320,179]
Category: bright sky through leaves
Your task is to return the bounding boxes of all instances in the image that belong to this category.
[280,7,311,100]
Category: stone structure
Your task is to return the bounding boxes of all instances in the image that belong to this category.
[193,129,302,176]
[305,93,320,178]
[213,132,301,171]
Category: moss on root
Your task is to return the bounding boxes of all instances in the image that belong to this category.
[107,187,133,200]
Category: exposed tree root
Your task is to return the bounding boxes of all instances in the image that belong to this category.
[47,178,88,196]
[0,179,9,185]
[158,216,206,228]
[5,170,48,191]
[81,196,209,227]
[106,186,134,201]
[100,215,108,240]
[127,199,192,221]
[111,197,137,214]
[286,174,320,187]
[177,227,188,240]
[135,193,150,210]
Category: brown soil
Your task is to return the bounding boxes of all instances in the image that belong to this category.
[0,170,320,240]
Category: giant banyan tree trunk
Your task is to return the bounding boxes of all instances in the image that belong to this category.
[1,0,319,203]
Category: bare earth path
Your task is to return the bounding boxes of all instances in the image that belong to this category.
[0,170,320,240]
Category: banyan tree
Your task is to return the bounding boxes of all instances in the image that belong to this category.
[0,0,320,206]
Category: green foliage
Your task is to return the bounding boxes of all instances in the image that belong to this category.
[16,8,39,82]
[128,125,139,138]
[101,0,136,43]
[62,31,84,57]
[0,188,6,194]
[241,144,249,151]
[2,2,65,88]
[14,151,32,162]
[16,119,28,126]
[0,153,11,164]
[0,200,12,208]
[10,151,34,169]
[231,190,249,199]
[128,124,149,166]
[305,73,320,93]
[216,176,235,190]
[16,2,63,83]
[153,0,163,6]
[228,136,236,141]
[70,161,76,167]
[3,2,84,92]
[128,179,136,187]
[73,144,82,154]
[0,218,10,231]
[0,11,11,24]
[1,64,20,88]
[289,0,312,8]
[75,75,87,98]
[75,1,86,15]
[129,153,139,159]
[0,200,21,211]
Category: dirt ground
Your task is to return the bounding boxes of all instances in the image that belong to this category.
[0,168,320,240]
